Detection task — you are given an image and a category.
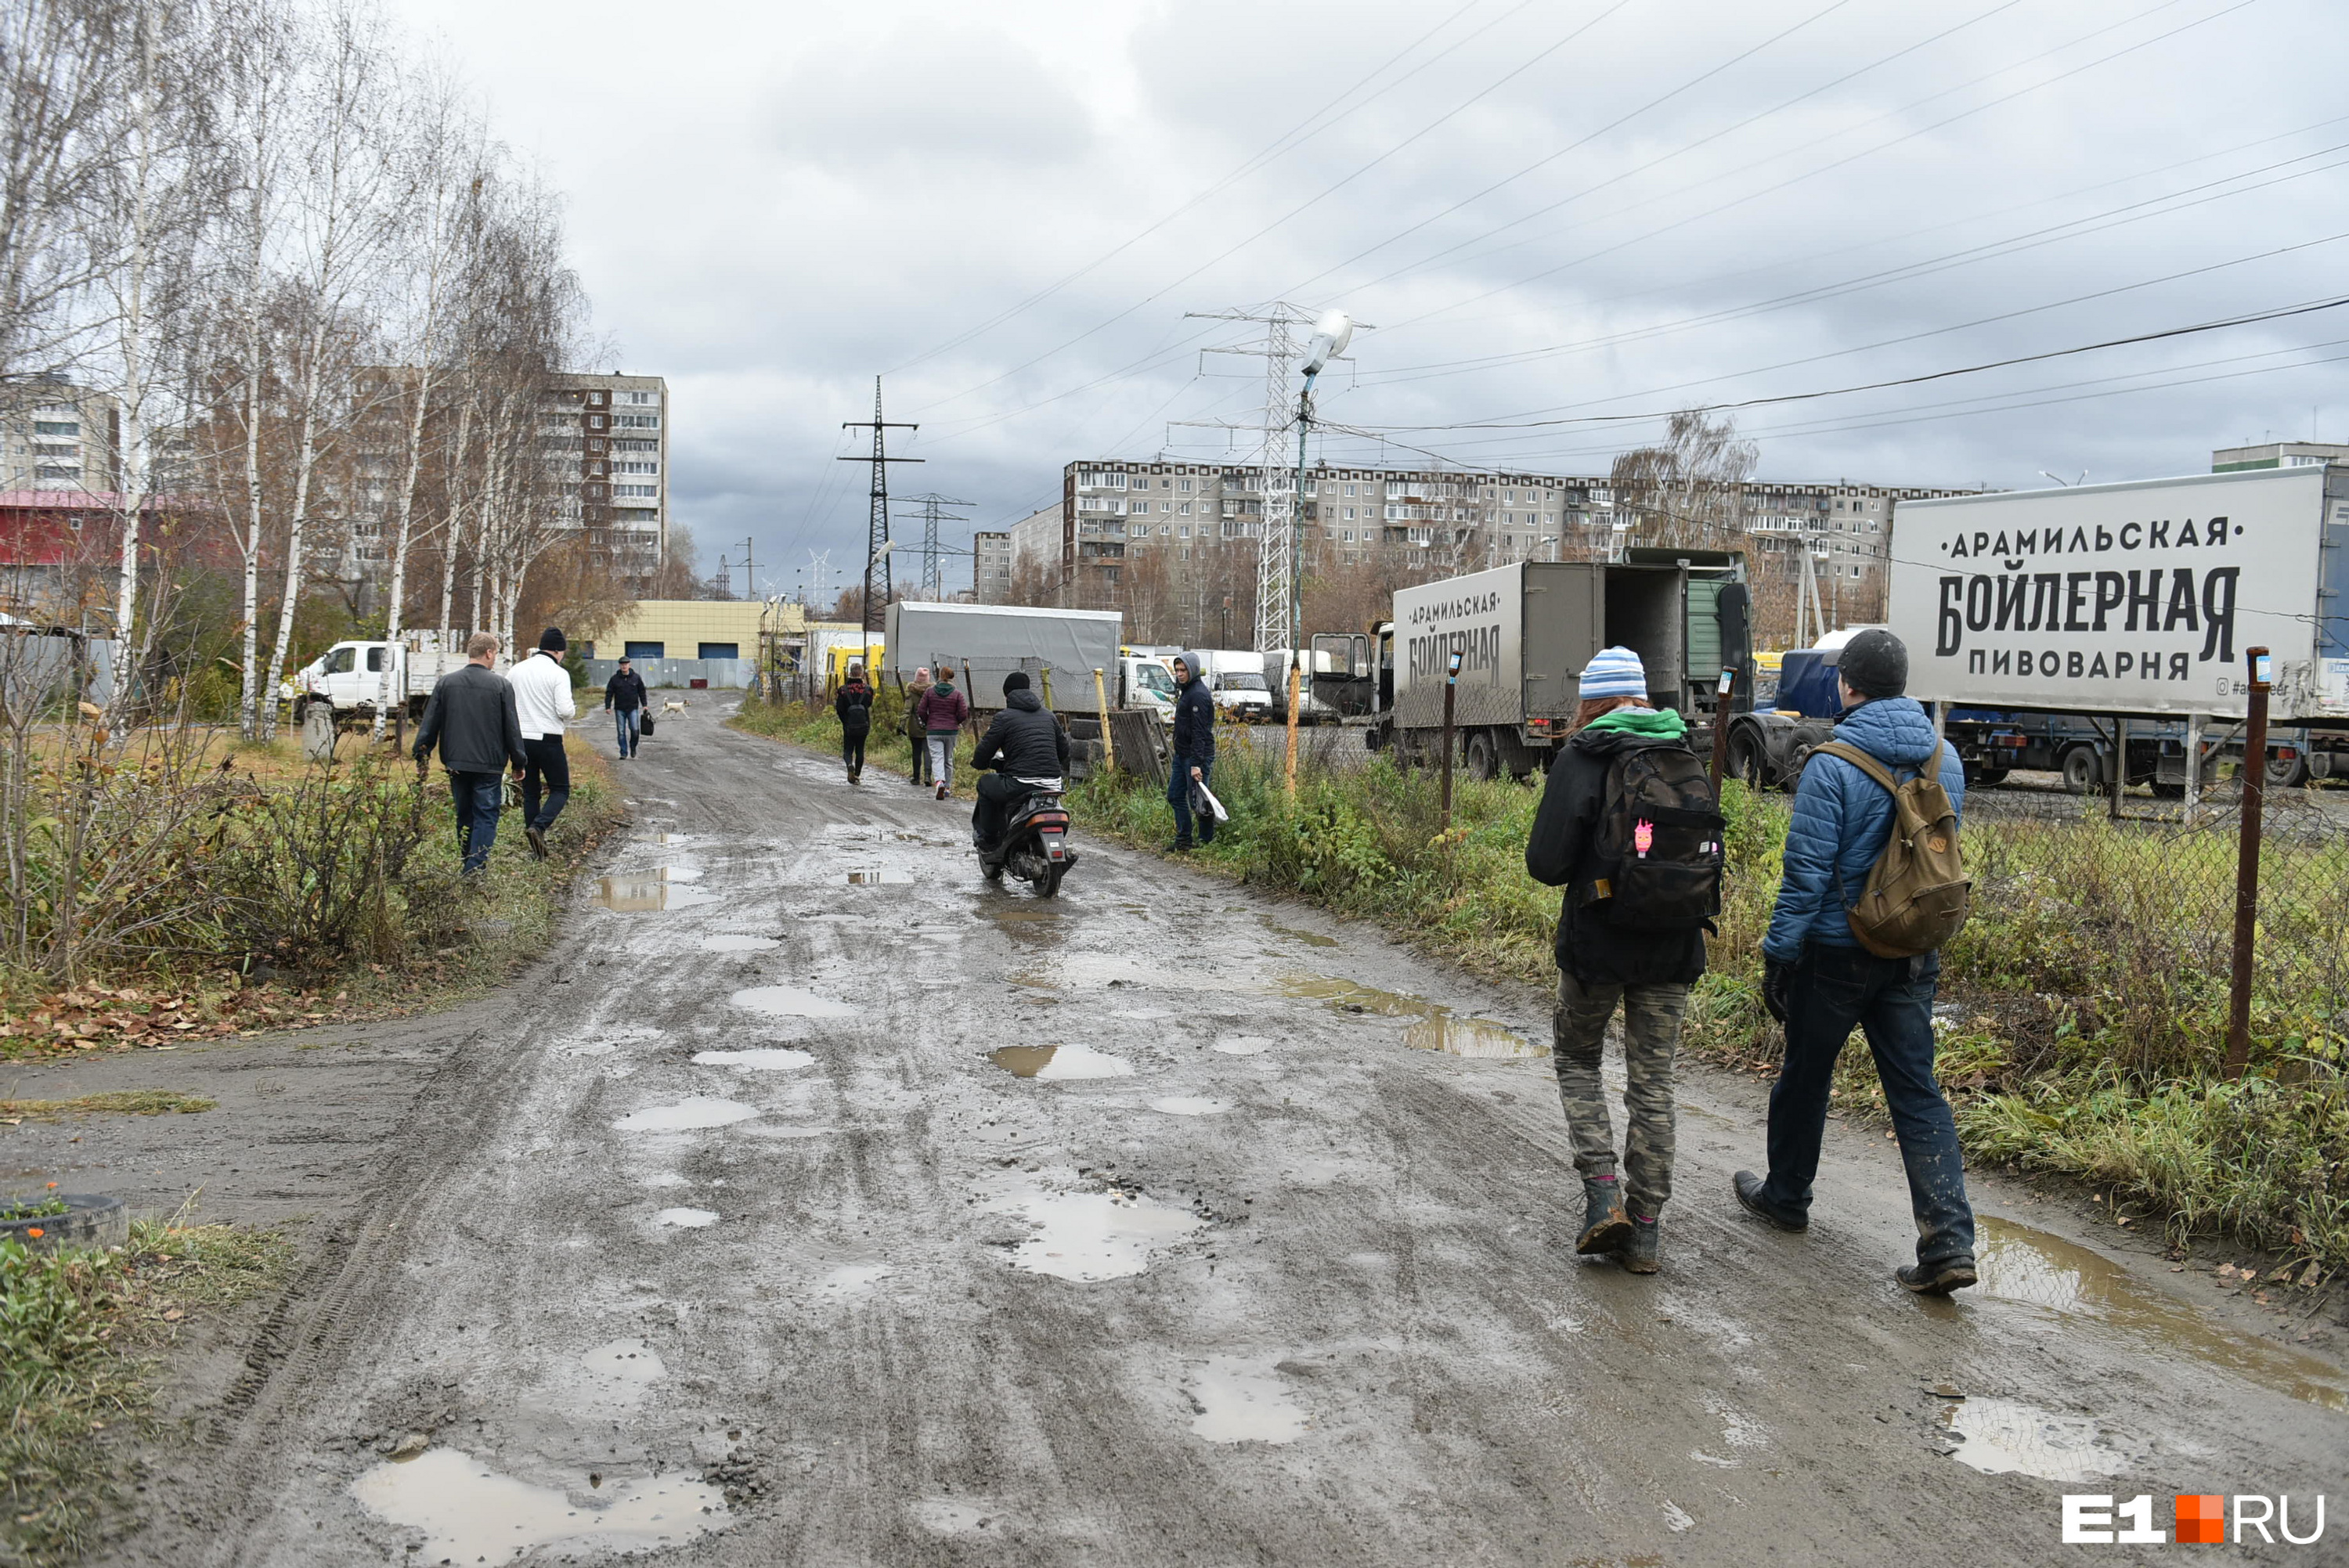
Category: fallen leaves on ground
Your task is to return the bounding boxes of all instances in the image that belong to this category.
[0,980,336,1059]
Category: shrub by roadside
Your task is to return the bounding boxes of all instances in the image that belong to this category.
[0,734,626,1060]
[1065,734,2349,1281]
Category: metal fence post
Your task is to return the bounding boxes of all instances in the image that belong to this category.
[1441,649,1461,827]
[1708,666,1734,791]
[2225,647,2271,1079]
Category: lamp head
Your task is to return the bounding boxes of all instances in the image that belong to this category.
[1301,309,1354,377]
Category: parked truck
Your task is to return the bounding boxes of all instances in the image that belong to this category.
[1343,554,1752,779]
[1885,466,2349,788]
[1193,649,1278,722]
[291,633,470,726]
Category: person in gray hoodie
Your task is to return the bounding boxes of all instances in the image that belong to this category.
[1167,652,1218,851]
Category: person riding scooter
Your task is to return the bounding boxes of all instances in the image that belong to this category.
[970,671,1070,855]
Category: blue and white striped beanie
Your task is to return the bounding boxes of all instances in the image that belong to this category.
[1579,645,1647,701]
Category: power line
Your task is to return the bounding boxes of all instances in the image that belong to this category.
[839,377,921,633]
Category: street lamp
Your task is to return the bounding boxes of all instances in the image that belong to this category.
[1284,308,1354,796]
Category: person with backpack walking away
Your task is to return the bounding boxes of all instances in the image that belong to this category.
[1524,646,1719,1276]
[1166,652,1218,852]
[1730,628,1979,1296]
[918,669,969,799]
[835,665,875,784]
[604,658,648,759]
[510,627,577,860]
[905,667,935,787]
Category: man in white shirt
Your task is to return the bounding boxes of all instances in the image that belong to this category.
[510,627,579,860]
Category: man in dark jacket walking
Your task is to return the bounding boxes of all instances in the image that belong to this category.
[834,665,874,783]
[604,658,648,759]
[1167,652,1218,852]
[1730,628,1979,1296]
[1524,646,1705,1275]
[413,632,528,875]
[970,671,1070,851]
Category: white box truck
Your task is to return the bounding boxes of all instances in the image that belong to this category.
[1889,466,2349,784]
[882,601,1122,711]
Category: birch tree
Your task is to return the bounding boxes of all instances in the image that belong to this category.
[0,0,121,380]
[255,2,407,738]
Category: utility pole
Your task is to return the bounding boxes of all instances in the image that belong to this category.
[738,535,756,600]
[839,377,920,636]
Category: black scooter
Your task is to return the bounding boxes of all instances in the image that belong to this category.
[978,785,1077,898]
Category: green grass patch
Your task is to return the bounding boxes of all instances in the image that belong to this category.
[0,1093,215,1123]
[0,1221,290,1564]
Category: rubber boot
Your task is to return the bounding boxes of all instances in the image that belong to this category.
[1615,1215,1661,1274]
[1575,1176,1631,1256]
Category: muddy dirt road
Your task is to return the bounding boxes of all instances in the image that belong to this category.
[98,700,2344,1566]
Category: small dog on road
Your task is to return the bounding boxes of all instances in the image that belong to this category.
[660,699,688,716]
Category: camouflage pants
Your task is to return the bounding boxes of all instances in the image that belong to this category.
[1551,971,1689,1218]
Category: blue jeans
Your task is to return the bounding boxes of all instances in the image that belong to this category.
[613,707,640,756]
[1760,943,1976,1267]
[447,770,504,874]
[1167,755,1214,844]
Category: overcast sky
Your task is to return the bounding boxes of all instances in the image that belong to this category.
[386,0,2348,596]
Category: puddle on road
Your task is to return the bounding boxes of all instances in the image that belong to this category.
[988,1184,1204,1281]
[1260,915,1340,949]
[989,1044,1135,1080]
[1940,1397,2130,1483]
[592,873,719,913]
[693,1048,814,1072]
[653,1208,718,1228]
[1188,1357,1307,1444]
[1016,953,1247,992]
[1976,1217,2347,1411]
[1117,1007,1177,1021]
[845,868,913,886]
[351,1447,724,1563]
[637,831,691,846]
[1149,1096,1231,1116]
[730,986,855,1018]
[820,1263,893,1296]
[1213,1035,1273,1055]
[579,1339,667,1388]
[1282,976,1544,1058]
[612,1098,759,1133]
[640,1172,688,1188]
[700,934,778,953]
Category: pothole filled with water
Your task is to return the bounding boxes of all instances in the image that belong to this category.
[988,1044,1135,1080]
[730,986,855,1018]
[693,1048,814,1071]
[845,868,912,885]
[983,1181,1204,1281]
[1261,915,1340,949]
[351,1447,725,1562]
[1213,1036,1273,1056]
[1188,1357,1307,1444]
[1939,1397,2130,1482]
[592,873,719,913]
[1281,976,1543,1058]
[612,1098,759,1133]
[654,1208,718,1228]
[701,934,779,953]
[1976,1217,2347,1411]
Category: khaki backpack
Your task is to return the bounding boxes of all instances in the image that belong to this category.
[1808,741,1971,958]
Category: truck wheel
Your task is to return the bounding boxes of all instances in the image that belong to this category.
[1464,731,1497,782]
[1976,769,2011,789]
[2060,747,2100,794]
[1726,730,1765,790]
[2266,750,2310,789]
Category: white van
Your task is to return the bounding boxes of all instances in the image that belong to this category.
[1196,650,1276,723]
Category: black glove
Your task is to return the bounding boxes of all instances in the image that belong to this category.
[1763,956,1794,1025]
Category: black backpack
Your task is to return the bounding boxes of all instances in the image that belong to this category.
[1576,744,1724,931]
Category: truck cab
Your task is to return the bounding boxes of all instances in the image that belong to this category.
[1117,652,1177,723]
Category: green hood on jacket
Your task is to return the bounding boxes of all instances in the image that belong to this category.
[1579,705,1686,740]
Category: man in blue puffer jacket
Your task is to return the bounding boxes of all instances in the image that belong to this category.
[1731,628,1979,1296]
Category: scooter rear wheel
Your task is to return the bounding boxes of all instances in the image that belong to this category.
[1039,863,1066,899]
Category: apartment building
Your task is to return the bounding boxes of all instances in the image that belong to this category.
[972,529,1011,602]
[0,377,117,496]
[545,372,669,588]
[2211,439,2349,471]
[1030,458,1974,621]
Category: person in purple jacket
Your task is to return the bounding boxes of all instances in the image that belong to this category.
[916,669,970,800]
